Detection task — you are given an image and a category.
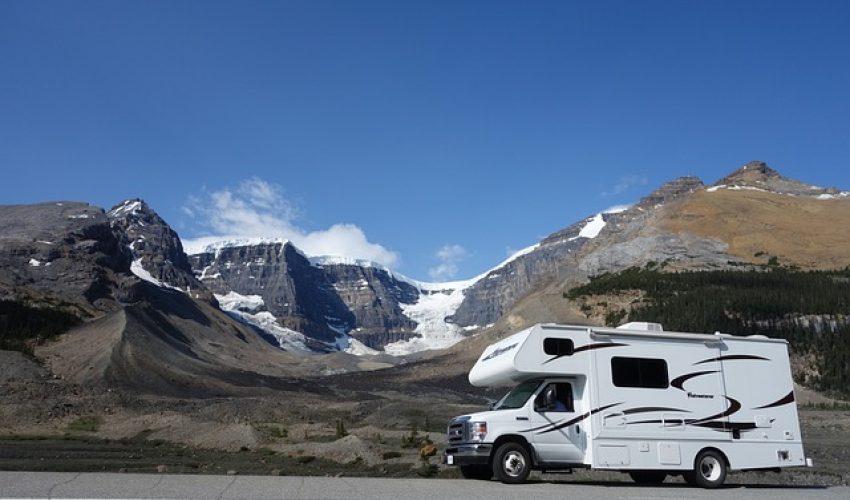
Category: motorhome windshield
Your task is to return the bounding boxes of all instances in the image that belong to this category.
[493,380,541,410]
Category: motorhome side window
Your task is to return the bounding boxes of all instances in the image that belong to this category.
[543,337,574,356]
[611,356,669,389]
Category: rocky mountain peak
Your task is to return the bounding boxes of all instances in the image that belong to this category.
[635,176,705,210]
[715,160,781,186]
[713,161,844,198]
[107,199,213,302]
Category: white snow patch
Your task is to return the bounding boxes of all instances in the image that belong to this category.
[577,213,606,239]
[130,259,183,291]
[36,240,54,245]
[198,265,222,280]
[707,184,770,193]
[67,214,91,219]
[28,258,42,267]
[341,336,380,356]
[213,292,314,352]
[709,184,850,199]
[816,192,850,200]
[384,284,470,356]
[109,200,143,217]
[310,255,388,269]
[215,291,265,313]
[226,309,312,352]
[183,237,291,257]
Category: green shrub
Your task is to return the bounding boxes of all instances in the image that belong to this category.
[66,416,102,432]
[267,426,288,439]
[335,419,348,439]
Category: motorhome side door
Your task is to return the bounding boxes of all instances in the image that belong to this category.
[529,381,584,463]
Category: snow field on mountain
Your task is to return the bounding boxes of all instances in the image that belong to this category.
[384,284,470,355]
[214,291,312,352]
[382,211,609,355]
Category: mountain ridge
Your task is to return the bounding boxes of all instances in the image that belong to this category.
[173,161,850,356]
[3,160,848,371]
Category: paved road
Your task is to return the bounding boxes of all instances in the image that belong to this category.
[0,472,846,500]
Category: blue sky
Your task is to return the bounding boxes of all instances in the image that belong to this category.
[2,1,849,281]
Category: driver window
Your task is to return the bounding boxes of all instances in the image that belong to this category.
[534,382,574,413]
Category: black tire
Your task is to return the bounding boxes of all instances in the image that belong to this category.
[691,450,727,489]
[460,464,493,480]
[492,442,532,484]
[629,471,667,484]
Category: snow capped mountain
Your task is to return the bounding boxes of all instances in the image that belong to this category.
[181,209,614,357]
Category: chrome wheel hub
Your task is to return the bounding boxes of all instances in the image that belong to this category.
[699,456,722,482]
[503,451,526,477]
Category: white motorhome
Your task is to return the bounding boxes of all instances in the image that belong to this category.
[443,322,811,488]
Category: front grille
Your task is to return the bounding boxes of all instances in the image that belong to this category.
[448,421,466,444]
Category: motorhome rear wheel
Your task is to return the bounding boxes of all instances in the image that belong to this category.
[690,449,727,488]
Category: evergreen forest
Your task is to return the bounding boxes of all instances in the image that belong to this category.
[0,300,81,355]
[565,266,850,398]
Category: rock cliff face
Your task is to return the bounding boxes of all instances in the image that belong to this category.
[447,236,587,328]
[448,176,710,328]
[188,243,427,350]
[189,242,353,344]
[107,199,214,303]
[315,261,420,348]
[0,201,139,316]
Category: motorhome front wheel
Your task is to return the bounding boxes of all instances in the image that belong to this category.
[493,442,531,484]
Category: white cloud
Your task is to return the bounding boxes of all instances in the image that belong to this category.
[182,178,399,267]
[429,244,468,281]
[602,175,648,197]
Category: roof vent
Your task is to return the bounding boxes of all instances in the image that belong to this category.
[617,322,664,332]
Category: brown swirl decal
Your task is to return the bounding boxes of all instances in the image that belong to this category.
[542,342,627,364]
[670,370,720,391]
[754,390,795,410]
[694,354,769,365]
[520,402,623,434]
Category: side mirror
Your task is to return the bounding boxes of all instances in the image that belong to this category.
[487,400,496,410]
[535,386,555,412]
[543,386,556,409]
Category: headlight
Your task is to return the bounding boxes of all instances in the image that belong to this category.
[470,421,487,442]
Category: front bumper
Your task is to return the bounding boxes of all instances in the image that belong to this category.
[443,443,493,466]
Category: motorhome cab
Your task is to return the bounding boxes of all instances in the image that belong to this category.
[443,322,811,488]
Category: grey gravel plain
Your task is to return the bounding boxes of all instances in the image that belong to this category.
[0,472,846,500]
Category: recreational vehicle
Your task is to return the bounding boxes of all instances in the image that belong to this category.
[443,322,811,488]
